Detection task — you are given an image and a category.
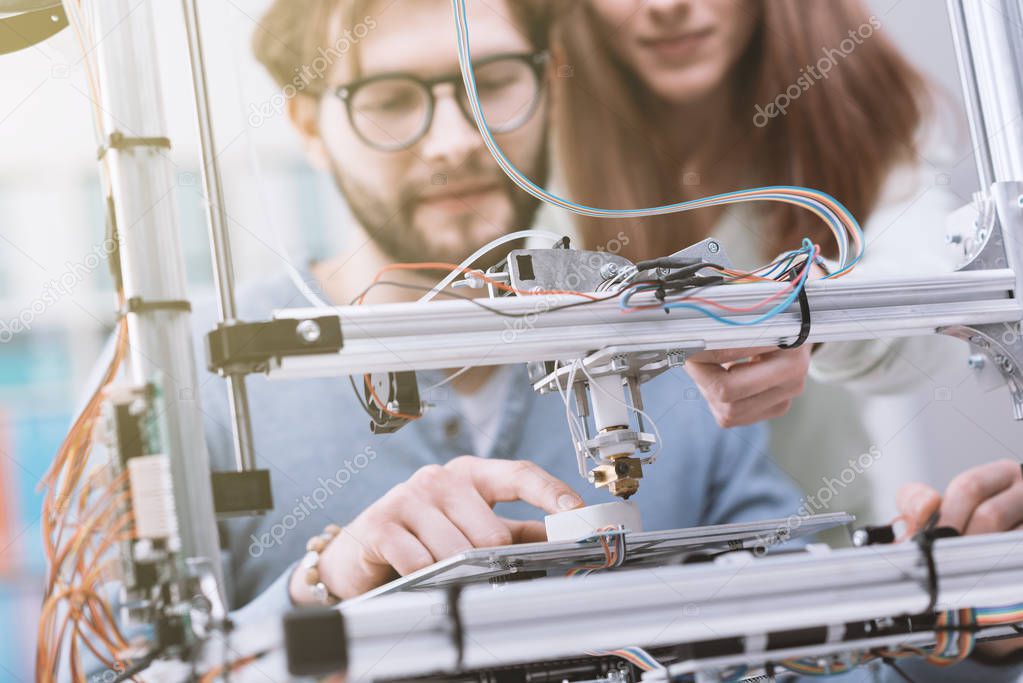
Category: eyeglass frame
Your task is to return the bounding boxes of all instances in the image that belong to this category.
[327,50,550,152]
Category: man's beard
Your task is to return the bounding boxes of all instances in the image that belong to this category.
[327,144,549,267]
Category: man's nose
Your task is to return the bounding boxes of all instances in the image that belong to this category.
[419,84,482,167]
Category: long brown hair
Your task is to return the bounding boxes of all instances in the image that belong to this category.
[553,0,928,260]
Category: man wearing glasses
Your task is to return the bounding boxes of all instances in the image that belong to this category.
[200,4,1023,676]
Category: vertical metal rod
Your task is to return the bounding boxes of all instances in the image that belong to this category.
[947,0,997,190]
[181,0,256,471]
[92,0,223,588]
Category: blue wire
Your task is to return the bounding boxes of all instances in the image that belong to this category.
[620,240,814,327]
[451,0,865,276]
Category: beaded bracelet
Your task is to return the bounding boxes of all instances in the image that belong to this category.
[300,523,342,605]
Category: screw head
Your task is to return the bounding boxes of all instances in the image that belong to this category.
[599,263,619,280]
[967,354,986,370]
[707,241,720,254]
[296,319,321,343]
[667,350,687,368]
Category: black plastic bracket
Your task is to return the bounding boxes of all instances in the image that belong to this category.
[211,470,273,518]
[205,316,343,375]
[284,608,347,677]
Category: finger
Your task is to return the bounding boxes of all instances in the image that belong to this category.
[402,505,474,560]
[964,481,1023,535]
[440,486,514,548]
[895,482,942,534]
[940,460,1021,532]
[502,518,548,544]
[449,458,583,514]
[713,386,800,426]
[689,347,778,365]
[687,354,805,407]
[375,524,436,576]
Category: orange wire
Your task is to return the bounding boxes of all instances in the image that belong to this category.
[356,262,602,305]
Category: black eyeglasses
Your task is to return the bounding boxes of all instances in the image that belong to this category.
[329,51,549,152]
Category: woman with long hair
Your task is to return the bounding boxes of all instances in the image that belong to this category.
[551,0,965,522]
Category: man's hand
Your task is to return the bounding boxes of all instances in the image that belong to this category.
[291,457,583,603]
[896,459,1023,659]
[684,345,812,428]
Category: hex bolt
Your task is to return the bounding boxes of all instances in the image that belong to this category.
[296,319,321,344]
[707,240,720,254]
[600,262,619,280]
[667,350,687,368]
[610,355,628,373]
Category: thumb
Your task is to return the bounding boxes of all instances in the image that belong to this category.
[503,518,548,544]
[895,482,942,535]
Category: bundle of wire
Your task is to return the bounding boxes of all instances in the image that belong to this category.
[583,646,663,672]
[450,0,864,279]
[778,602,1023,677]
[37,3,136,680]
[619,239,818,325]
[566,525,627,578]
[37,315,133,682]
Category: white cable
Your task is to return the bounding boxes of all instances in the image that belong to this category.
[418,229,565,302]
[555,360,590,478]
[229,15,331,310]
[576,361,663,464]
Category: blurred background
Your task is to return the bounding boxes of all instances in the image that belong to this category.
[0,1,1020,679]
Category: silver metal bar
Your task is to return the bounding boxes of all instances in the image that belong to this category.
[92,0,222,587]
[331,531,1023,680]
[947,0,997,189]
[955,0,1023,183]
[180,0,256,471]
[267,270,1020,378]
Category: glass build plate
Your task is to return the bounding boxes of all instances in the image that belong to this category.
[354,512,854,601]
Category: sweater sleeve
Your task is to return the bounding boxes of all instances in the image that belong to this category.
[809,164,968,394]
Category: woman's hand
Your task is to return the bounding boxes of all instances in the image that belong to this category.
[897,459,1023,659]
[684,345,813,428]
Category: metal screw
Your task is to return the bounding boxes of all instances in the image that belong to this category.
[296,319,321,343]
[610,355,628,373]
[946,234,963,245]
[656,267,671,278]
[667,350,687,368]
[599,262,619,280]
[707,240,720,254]
[967,354,986,370]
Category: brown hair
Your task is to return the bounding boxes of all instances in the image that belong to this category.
[253,0,559,94]
[553,0,929,260]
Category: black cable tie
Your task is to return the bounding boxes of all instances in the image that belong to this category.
[913,511,942,615]
[778,271,811,350]
[120,296,192,317]
[446,584,465,670]
[97,131,172,161]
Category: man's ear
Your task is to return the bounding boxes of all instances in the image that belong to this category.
[287,95,330,171]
